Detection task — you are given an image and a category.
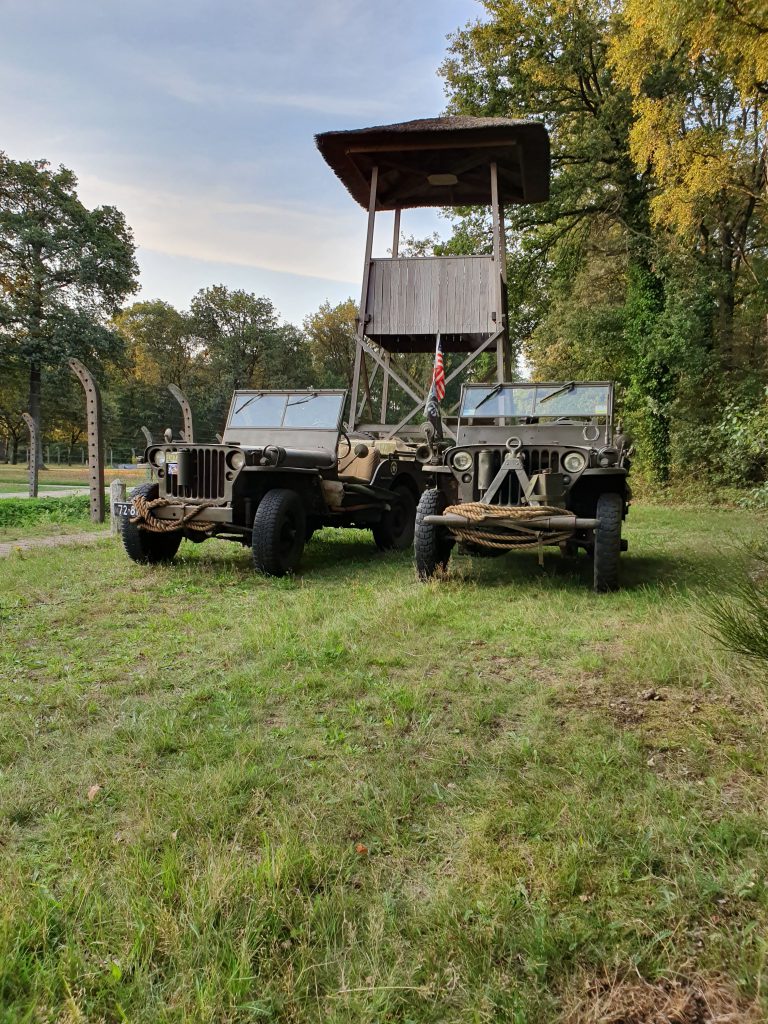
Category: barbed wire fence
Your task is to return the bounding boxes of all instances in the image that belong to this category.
[6,439,147,469]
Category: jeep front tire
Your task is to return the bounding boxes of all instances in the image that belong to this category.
[414,489,454,580]
[120,483,183,565]
[593,491,623,592]
[252,488,306,577]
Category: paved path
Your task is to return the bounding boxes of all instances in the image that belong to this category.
[0,487,91,499]
[0,531,108,558]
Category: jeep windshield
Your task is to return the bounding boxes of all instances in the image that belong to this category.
[460,383,611,421]
[228,391,346,430]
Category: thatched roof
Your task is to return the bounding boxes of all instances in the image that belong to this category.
[315,116,550,210]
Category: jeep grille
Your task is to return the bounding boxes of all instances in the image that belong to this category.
[525,448,561,474]
[480,447,562,505]
[167,448,227,500]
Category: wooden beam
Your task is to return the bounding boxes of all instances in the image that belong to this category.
[358,337,425,408]
[380,350,390,423]
[356,360,380,415]
[382,398,456,442]
[350,165,379,430]
[377,331,503,441]
[444,328,504,388]
[490,161,505,384]
[392,208,401,258]
[496,191,512,380]
[347,139,519,155]
[360,352,375,421]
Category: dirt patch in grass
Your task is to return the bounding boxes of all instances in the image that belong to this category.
[0,530,107,557]
[563,973,763,1023]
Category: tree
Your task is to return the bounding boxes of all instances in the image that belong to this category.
[0,361,26,463]
[0,155,138,456]
[114,300,199,390]
[611,0,767,365]
[190,285,313,431]
[303,299,358,388]
[440,0,678,476]
[439,0,768,483]
[191,285,283,391]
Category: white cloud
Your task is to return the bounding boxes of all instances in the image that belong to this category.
[76,173,367,284]
[136,62,395,118]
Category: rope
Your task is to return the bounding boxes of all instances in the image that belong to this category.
[443,502,574,562]
[130,492,218,533]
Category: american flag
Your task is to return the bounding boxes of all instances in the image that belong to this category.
[425,336,444,439]
[431,336,445,402]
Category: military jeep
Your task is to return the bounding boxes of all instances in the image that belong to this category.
[414,381,631,591]
[116,389,424,575]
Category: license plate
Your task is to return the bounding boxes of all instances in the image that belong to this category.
[113,501,136,518]
[166,451,179,473]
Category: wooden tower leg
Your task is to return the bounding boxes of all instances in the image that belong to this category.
[349,345,364,431]
[68,358,105,523]
[21,413,39,498]
[490,161,512,381]
[351,165,379,431]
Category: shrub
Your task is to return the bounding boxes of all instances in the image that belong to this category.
[0,495,92,529]
[706,548,768,663]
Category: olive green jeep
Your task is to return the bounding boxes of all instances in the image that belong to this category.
[116,389,424,576]
[414,381,631,591]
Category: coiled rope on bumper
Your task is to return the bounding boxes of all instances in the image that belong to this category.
[130,492,218,534]
[443,502,574,557]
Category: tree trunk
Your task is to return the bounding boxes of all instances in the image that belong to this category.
[716,229,736,369]
[28,361,44,465]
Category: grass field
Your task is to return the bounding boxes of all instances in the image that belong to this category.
[2,506,768,1022]
[0,464,147,493]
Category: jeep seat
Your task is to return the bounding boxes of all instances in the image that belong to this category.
[337,444,380,484]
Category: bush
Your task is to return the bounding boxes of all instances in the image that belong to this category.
[706,548,768,664]
[0,495,92,529]
[738,482,768,510]
[673,384,768,487]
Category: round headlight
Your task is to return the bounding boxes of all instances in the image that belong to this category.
[452,450,473,472]
[152,450,166,467]
[563,451,586,474]
[228,450,246,471]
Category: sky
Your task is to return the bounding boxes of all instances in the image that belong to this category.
[1,0,481,326]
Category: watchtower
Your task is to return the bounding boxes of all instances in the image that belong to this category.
[316,116,550,439]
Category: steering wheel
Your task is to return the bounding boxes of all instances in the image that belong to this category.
[338,430,352,458]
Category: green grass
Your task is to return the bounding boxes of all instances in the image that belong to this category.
[0,464,147,492]
[1,505,767,1022]
[0,481,82,494]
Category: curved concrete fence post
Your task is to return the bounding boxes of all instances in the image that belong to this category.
[168,384,193,442]
[68,358,105,523]
[21,413,39,498]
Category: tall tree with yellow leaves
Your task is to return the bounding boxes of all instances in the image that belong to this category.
[611,0,767,364]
